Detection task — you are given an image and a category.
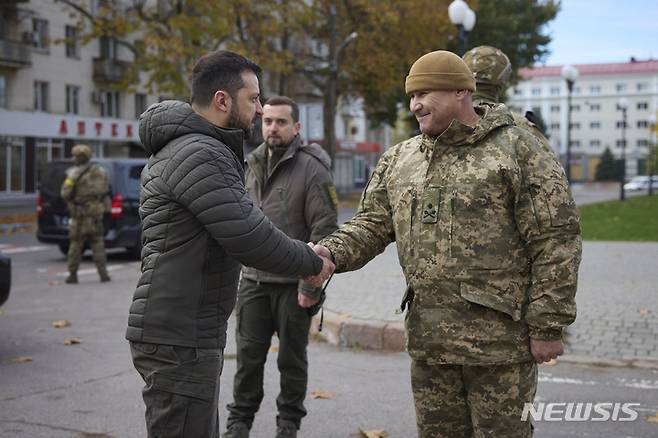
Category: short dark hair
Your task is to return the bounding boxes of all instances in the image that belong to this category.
[190,50,262,106]
[264,95,300,122]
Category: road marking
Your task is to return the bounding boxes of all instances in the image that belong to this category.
[539,373,658,390]
[55,264,126,277]
[1,245,49,255]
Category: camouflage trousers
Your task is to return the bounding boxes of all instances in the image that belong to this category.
[67,214,108,277]
[410,359,537,438]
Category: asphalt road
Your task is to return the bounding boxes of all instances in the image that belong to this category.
[1,232,658,438]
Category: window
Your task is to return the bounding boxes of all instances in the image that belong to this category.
[550,87,560,96]
[637,139,649,147]
[590,103,601,111]
[590,140,601,148]
[571,104,581,112]
[616,139,627,148]
[0,138,25,192]
[616,121,627,128]
[570,122,581,130]
[66,85,80,114]
[65,25,80,58]
[616,83,627,92]
[513,88,522,96]
[590,121,601,129]
[550,123,560,130]
[100,91,120,117]
[637,82,649,91]
[590,85,601,95]
[637,102,648,110]
[570,140,580,148]
[531,87,541,96]
[134,93,147,119]
[34,81,49,111]
[573,86,581,95]
[32,18,49,51]
[550,105,560,113]
[100,36,118,59]
[0,75,6,108]
[637,120,649,128]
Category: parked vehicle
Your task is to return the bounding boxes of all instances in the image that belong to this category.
[0,252,10,307]
[623,175,658,191]
[37,158,146,259]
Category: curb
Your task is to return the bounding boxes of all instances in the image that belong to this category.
[310,309,405,352]
[311,310,658,370]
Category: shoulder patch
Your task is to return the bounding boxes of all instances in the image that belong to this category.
[323,182,338,209]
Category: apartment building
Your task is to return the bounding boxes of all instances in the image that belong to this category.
[507,59,658,181]
[0,0,158,201]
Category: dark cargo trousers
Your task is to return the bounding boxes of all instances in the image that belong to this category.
[410,359,537,438]
[226,279,311,429]
[130,341,224,438]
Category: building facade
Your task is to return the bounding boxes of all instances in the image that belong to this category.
[507,59,658,181]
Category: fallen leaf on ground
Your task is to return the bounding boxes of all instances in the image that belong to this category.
[358,428,389,438]
[48,280,63,286]
[338,312,352,319]
[639,308,650,316]
[646,413,658,423]
[309,391,336,399]
[13,356,33,363]
[52,320,71,328]
[269,346,279,353]
[64,337,82,345]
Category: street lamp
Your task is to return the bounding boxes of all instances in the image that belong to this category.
[561,64,579,183]
[618,97,629,201]
[448,0,476,55]
[648,113,657,195]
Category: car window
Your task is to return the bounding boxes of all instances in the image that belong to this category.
[40,162,72,200]
[124,164,145,198]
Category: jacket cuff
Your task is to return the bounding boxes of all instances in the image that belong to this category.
[529,326,563,341]
[298,280,321,300]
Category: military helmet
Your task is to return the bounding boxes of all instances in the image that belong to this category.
[463,45,512,87]
[71,144,92,159]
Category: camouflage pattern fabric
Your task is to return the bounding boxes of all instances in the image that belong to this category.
[411,359,536,437]
[320,103,581,365]
[61,163,110,277]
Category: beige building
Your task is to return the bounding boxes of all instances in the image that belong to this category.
[507,59,658,181]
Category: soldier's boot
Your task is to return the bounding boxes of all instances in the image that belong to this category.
[222,422,250,438]
[99,272,111,282]
[65,272,78,284]
[275,420,297,438]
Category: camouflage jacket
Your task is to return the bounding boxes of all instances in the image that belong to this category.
[61,163,109,218]
[321,103,582,365]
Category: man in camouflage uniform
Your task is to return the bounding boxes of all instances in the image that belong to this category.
[314,51,582,437]
[60,144,111,284]
[223,96,338,438]
[463,45,553,151]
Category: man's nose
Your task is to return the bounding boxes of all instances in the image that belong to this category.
[255,100,264,117]
[410,98,420,113]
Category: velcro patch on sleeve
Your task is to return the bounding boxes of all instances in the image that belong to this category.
[64,178,75,187]
[324,183,338,209]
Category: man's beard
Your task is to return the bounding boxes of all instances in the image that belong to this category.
[227,102,254,139]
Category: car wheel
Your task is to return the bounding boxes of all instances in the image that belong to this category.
[58,242,70,256]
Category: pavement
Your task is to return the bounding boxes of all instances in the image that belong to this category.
[2,182,658,369]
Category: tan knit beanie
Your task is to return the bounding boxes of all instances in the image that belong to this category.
[405,50,476,94]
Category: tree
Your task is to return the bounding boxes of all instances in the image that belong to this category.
[595,147,620,181]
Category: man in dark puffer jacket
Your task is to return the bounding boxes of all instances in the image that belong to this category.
[126,51,334,438]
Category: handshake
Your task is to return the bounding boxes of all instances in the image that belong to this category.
[304,243,335,287]
[298,243,335,308]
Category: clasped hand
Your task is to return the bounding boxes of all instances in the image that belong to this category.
[303,243,334,288]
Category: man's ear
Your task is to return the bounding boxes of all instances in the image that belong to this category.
[213,90,231,113]
[455,89,469,100]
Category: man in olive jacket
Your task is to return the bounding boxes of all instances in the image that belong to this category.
[224,96,338,438]
[126,51,333,438]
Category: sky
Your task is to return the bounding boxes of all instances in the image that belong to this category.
[539,0,658,66]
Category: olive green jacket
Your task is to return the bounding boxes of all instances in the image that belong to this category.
[321,103,581,364]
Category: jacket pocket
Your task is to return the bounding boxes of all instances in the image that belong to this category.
[460,282,522,321]
[531,181,575,228]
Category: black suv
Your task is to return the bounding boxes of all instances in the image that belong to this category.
[37,158,147,259]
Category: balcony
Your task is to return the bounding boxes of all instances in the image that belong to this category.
[93,57,132,84]
[0,39,32,68]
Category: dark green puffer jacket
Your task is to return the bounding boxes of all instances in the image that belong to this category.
[126,101,322,348]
